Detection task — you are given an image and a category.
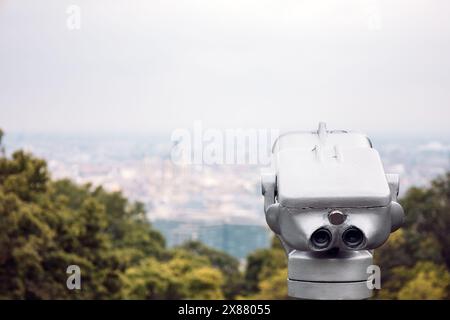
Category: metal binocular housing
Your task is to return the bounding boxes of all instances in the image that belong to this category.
[261,123,405,300]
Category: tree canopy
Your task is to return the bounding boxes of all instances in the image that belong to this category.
[0,129,449,299]
[0,133,234,299]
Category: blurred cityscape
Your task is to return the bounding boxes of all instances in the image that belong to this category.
[4,132,449,259]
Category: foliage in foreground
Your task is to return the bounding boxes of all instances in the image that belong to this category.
[0,131,239,299]
[0,129,449,299]
[374,172,450,299]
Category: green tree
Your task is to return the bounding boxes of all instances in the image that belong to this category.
[0,131,232,299]
[123,249,224,299]
[123,257,183,299]
[177,241,244,299]
[251,268,288,300]
[243,237,286,296]
[397,262,450,300]
[0,128,4,156]
[374,173,450,299]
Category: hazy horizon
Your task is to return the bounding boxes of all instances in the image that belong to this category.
[3,127,450,141]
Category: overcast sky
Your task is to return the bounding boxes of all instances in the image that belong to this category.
[1,0,449,135]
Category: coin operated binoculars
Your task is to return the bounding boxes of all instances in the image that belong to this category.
[261,123,404,299]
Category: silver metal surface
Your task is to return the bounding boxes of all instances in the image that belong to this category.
[288,250,373,282]
[262,123,405,300]
[288,279,372,300]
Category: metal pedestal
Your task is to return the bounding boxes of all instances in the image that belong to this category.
[287,250,373,300]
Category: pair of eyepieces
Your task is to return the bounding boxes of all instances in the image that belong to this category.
[311,227,364,249]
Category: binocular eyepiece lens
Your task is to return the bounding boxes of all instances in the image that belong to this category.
[342,227,364,248]
[311,228,332,249]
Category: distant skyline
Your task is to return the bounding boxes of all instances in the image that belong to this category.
[1,0,450,135]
